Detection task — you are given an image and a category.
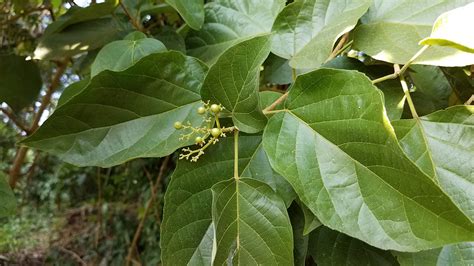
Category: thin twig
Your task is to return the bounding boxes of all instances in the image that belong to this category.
[465,95,474,105]
[119,0,143,32]
[263,92,288,114]
[125,156,170,266]
[0,107,29,133]
[56,246,87,266]
[394,64,418,118]
[372,45,429,84]
[325,32,350,63]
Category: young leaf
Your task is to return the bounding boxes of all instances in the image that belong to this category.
[0,54,42,112]
[271,0,371,69]
[0,172,16,218]
[91,31,167,76]
[165,0,204,30]
[353,0,474,66]
[186,0,285,63]
[420,2,474,53]
[201,35,270,133]
[394,242,474,266]
[393,106,474,220]
[263,68,474,252]
[161,135,293,265]
[309,226,398,265]
[23,52,207,167]
[211,178,293,265]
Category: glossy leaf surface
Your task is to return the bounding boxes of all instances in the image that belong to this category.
[353,0,474,66]
[263,68,474,252]
[23,52,207,167]
[165,0,204,30]
[271,0,370,69]
[201,35,270,133]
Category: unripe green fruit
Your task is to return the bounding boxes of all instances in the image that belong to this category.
[210,104,221,114]
[211,128,221,138]
[197,106,206,114]
[195,136,204,144]
[174,121,183,129]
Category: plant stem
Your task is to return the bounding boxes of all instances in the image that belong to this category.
[263,92,288,114]
[0,107,29,133]
[372,45,429,84]
[125,156,170,266]
[325,32,350,63]
[119,0,144,32]
[394,64,418,119]
[234,130,239,180]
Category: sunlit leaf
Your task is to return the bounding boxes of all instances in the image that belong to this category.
[394,242,474,266]
[263,68,474,252]
[353,0,474,66]
[165,0,204,30]
[420,2,474,53]
[23,52,208,167]
[271,0,370,69]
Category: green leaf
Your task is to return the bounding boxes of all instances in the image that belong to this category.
[420,2,474,53]
[441,67,474,104]
[186,0,285,63]
[263,54,292,85]
[309,226,398,265]
[0,172,16,218]
[201,35,270,133]
[393,106,474,220]
[153,26,186,53]
[271,0,371,69]
[23,52,208,167]
[211,178,293,265]
[165,0,204,30]
[259,91,285,111]
[0,54,42,112]
[34,18,127,60]
[353,0,474,66]
[43,0,118,35]
[408,65,452,116]
[263,68,474,252]
[288,202,312,266]
[323,56,405,120]
[298,200,321,235]
[91,32,167,76]
[161,135,293,265]
[394,242,474,266]
[57,79,89,108]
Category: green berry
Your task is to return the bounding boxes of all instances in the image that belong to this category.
[197,106,206,115]
[210,104,221,114]
[211,128,221,138]
[174,121,183,130]
[195,136,204,144]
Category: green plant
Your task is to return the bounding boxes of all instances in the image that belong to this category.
[1,0,474,265]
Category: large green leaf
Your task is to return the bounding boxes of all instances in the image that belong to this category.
[271,0,370,69]
[353,0,474,66]
[420,2,474,53]
[323,56,406,120]
[393,106,474,220]
[263,68,474,252]
[394,242,474,266]
[43,0,118,35]
[161,135,294,265]
[0,172,16,218]
[211,178,293,265]
[23,52,207,167]
[201,35,270,133]
[165,0,204,30]
[34,18,127,60]
[186,0,285,63]
[0,54,42,112]
[91,31,167,77]
[309,226,398,265]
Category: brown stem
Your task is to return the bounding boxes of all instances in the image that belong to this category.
[325,32,350,62]
[125,156,170,266]
[263,92,288,114]
[119,0,144,32]
[8,146,28,188]
[0,107,30,133]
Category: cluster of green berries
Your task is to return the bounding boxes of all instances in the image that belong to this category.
[174,102,234,162]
